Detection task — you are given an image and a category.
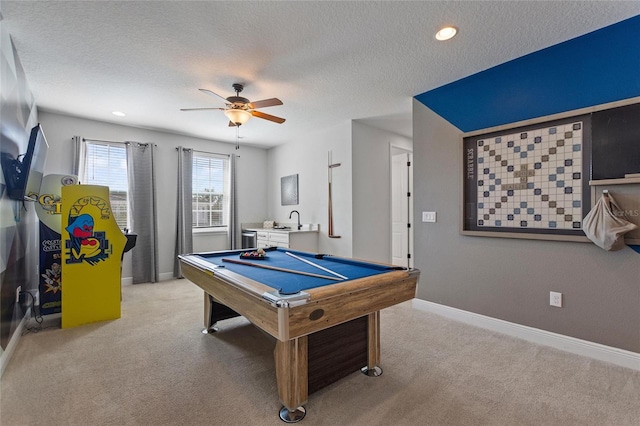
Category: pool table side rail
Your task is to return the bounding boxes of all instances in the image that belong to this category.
[286,270,419,339]
[318,252,409,270]
[179,254,276,298]
[179,261,282,338]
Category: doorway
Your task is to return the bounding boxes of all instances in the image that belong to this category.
[391,147,413,268]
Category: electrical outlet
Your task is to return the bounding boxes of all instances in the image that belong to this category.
[16,286,22,303]
[550,291,563,307]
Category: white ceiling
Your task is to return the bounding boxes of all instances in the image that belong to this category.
[2,1,638,148]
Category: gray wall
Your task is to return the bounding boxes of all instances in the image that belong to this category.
[352,121,411,263]
[38,111,269,280]
[412,99,640,353]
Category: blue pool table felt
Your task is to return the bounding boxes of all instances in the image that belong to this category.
[195,248,399,295]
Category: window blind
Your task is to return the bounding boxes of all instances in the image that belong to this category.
[82,142,129,228]
[192,153,229,228]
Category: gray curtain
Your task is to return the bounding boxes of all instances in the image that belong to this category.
[174,147,193,278]
[126,142,158,283]
[228,153,239,249]
[71,136,85,179]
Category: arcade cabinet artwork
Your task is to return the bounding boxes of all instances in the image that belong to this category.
[35,174,78,315]
[61,185,126,328]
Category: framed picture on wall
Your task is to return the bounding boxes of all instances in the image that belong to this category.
[461,114,592,241]
[281,174,299,206]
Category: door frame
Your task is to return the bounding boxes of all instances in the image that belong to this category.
[390,145,413,269]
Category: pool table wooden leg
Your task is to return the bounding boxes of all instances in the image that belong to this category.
[202,292,215,333]
[361,311,383,377]
[275,336,308,422]
[202,292,241,334]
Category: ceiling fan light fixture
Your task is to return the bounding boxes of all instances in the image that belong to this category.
[224,108,251,125]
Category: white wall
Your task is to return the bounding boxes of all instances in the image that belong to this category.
[38,111,268,280]
[266,119,411,261]
[352,120,412,263]
[267,121,353,257]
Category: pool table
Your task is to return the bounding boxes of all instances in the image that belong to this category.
[178,247,419,423]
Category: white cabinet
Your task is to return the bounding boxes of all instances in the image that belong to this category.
[268,232,289,247]
[256,231,270,248]
[255,230,318,251]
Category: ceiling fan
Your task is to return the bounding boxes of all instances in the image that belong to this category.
[180,83,285,127]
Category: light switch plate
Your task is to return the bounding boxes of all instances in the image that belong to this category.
[422,211,436,223]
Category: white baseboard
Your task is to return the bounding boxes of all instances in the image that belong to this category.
[411,299,640,371]
[158,272,174,281]
[0,307,31,378]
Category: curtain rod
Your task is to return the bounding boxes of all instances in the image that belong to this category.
[83,138,156,146]
[175,147,231,157]
[83,138,125,144]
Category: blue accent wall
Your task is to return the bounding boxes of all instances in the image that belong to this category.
[415,15,640,132]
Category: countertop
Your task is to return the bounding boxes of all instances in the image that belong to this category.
[244,224,320,234]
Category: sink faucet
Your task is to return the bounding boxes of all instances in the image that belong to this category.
[289,210,301,229]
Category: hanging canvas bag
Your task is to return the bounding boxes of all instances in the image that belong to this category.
[583,193,638,251]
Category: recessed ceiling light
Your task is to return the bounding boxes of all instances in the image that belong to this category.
[435,26,457,41]
[112,111,126,117]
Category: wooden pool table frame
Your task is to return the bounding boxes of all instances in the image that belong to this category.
[179,250,419,421]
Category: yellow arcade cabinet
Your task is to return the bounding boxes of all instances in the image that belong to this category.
[61,184,127,328]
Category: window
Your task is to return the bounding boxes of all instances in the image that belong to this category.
[81,142,129,228]
[192,153,229,229]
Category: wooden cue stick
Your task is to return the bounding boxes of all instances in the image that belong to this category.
[285,251,348,280]
[328,152,334,236]
[328,151,341,238]
[221,258,342,281]
[328,181,332,234]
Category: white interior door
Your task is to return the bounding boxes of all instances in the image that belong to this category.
[391,149,413,268]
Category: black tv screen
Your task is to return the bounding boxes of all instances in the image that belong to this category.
[1,123,49,201]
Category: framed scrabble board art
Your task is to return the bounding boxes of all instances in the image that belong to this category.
[462,115,592,241]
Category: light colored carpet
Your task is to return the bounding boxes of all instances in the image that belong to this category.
[1,279,638,426]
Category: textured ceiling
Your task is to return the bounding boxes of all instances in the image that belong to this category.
[417,15,640,132]
[2,1,639,148]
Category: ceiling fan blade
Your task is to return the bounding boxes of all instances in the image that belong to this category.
[180,107,225,111]
[251,110,286,124]
[248,98,283,109]
[199,88,229,103]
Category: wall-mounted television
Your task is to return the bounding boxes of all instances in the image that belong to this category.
[1,123,49,201]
